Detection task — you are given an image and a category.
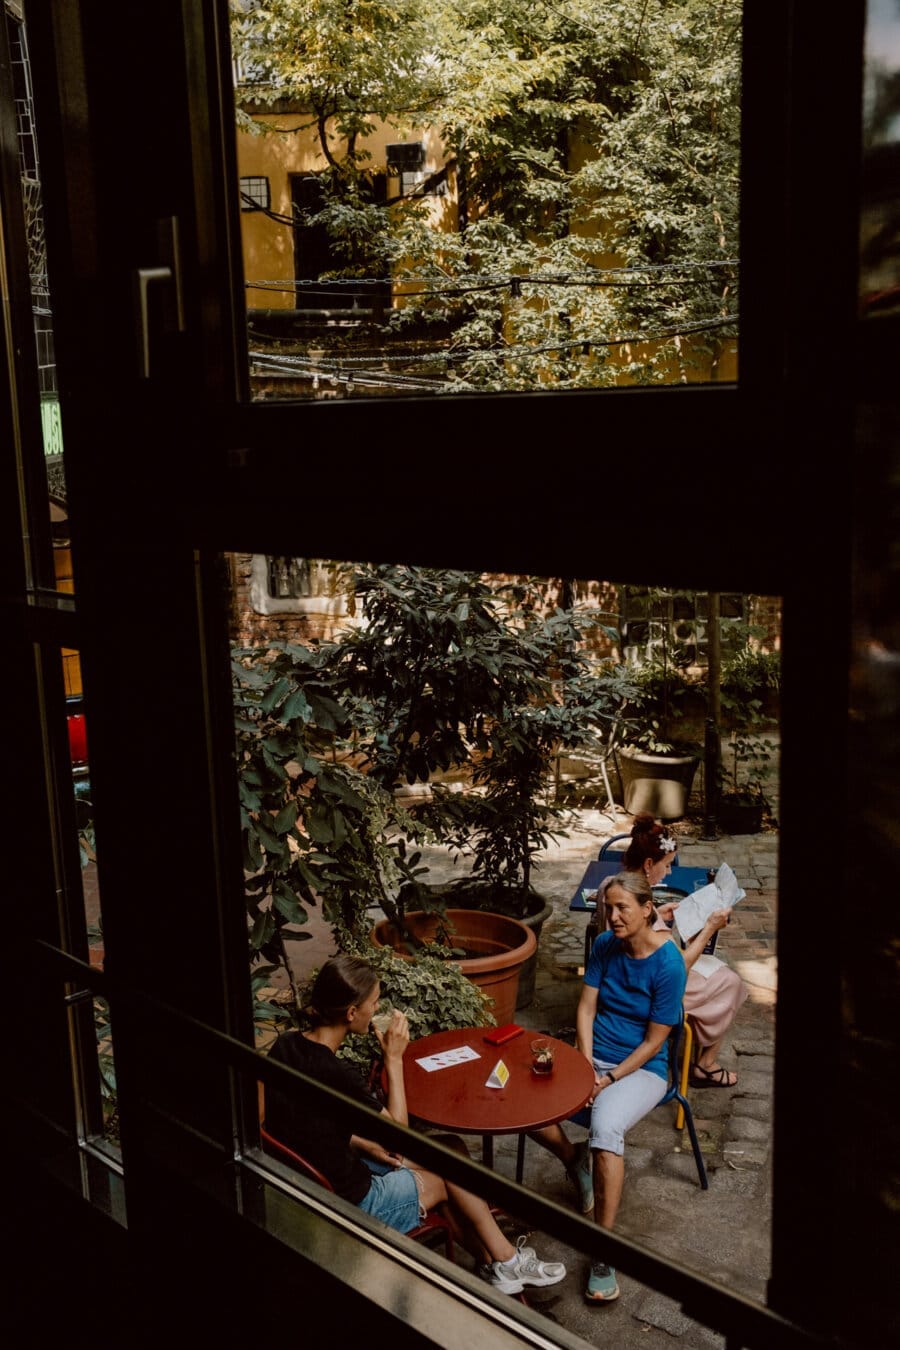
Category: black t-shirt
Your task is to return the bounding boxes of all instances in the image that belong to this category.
[264,1031,381,1204]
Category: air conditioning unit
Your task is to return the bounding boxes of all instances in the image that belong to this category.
[386,142,426,172]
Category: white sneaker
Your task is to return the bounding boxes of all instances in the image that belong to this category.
[490,1236,567,1295]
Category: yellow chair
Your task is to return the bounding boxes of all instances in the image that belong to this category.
[675,1011,694,1132]
[658,1008,708,1189]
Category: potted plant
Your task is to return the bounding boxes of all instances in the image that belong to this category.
[718,648,780,832]
[233,565,626,1020]
[322,567,625,992]
[358,587,627,1003]
[368,907,536,1026]
[616,658,703,820]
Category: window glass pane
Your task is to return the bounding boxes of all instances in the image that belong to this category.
[63,648,118,1151]
[228,554,779,1319]
[229,1,740,402]
[4,6,70,591]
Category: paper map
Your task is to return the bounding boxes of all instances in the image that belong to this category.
[673,862,746,943]
[415,1044,481,1073]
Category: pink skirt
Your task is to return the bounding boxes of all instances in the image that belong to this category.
[683,964,748,1046]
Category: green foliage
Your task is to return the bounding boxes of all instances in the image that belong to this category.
[233,636,434,1006]
[234,563,625,1031]
[721,729,777,811]
[618,591,780,768]
[232,0,741,392]
[295,946,494,1078]
[721,648,781,708]
[324,566,534,792]
[620,659,700,754]
[325,565,626,903]
[720,648,780,813]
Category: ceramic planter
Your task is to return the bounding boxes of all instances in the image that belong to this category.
[394,881,553,1009]
[369,908,537,1026]
[615,746,699,821]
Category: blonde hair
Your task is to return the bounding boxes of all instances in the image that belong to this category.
[604,870,656,925]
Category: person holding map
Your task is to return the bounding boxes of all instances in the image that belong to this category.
[261,954,567,1297]
[617,813,748,1089]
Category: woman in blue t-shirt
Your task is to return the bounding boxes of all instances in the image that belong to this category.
[530,869,686,1305]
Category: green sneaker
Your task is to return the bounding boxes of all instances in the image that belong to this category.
[566,1139,594,1214]
[586,1261,619,1302]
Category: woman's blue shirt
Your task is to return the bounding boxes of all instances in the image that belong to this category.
[584,931,686,1080]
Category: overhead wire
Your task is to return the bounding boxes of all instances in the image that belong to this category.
[244,257,739,302]
[248,311,738,393]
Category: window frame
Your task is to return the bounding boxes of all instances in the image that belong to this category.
[1,0,869,1343]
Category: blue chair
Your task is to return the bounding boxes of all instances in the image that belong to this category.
[597,832,631,861]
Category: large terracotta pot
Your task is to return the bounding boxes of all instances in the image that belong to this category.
[511,896,553,1009]
[369,908,537,1026]
[397,881,552,1010]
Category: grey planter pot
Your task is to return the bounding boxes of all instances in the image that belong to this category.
[616,746,699,821]
[717,796,764,834]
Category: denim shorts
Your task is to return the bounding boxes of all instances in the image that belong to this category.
[357,1159,425,1234]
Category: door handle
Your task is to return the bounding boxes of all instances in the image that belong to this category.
[133,217,186,378]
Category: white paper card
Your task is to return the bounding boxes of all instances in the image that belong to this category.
[673,862,746,942]
[486,1059,510,1089]
[415,1045,481,1073]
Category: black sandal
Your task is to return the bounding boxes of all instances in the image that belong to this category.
[691,1063,737,1089]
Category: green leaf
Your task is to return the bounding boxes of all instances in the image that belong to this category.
[282,687,311,722]
[274,800,299,834]
[249,911,276,950]
[273,890,308,924]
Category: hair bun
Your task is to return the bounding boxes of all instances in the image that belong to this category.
[632,812,657,835]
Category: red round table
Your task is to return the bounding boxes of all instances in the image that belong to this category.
[398,1027,594,1179]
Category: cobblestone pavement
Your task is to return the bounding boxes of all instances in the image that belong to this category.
[287,806,778,1348]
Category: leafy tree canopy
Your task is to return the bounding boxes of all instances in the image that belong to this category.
[233,0,740,390]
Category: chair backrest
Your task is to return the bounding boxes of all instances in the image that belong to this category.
[260,1125,335,1191]
[598,832,680,867]
[598,833,631,860]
